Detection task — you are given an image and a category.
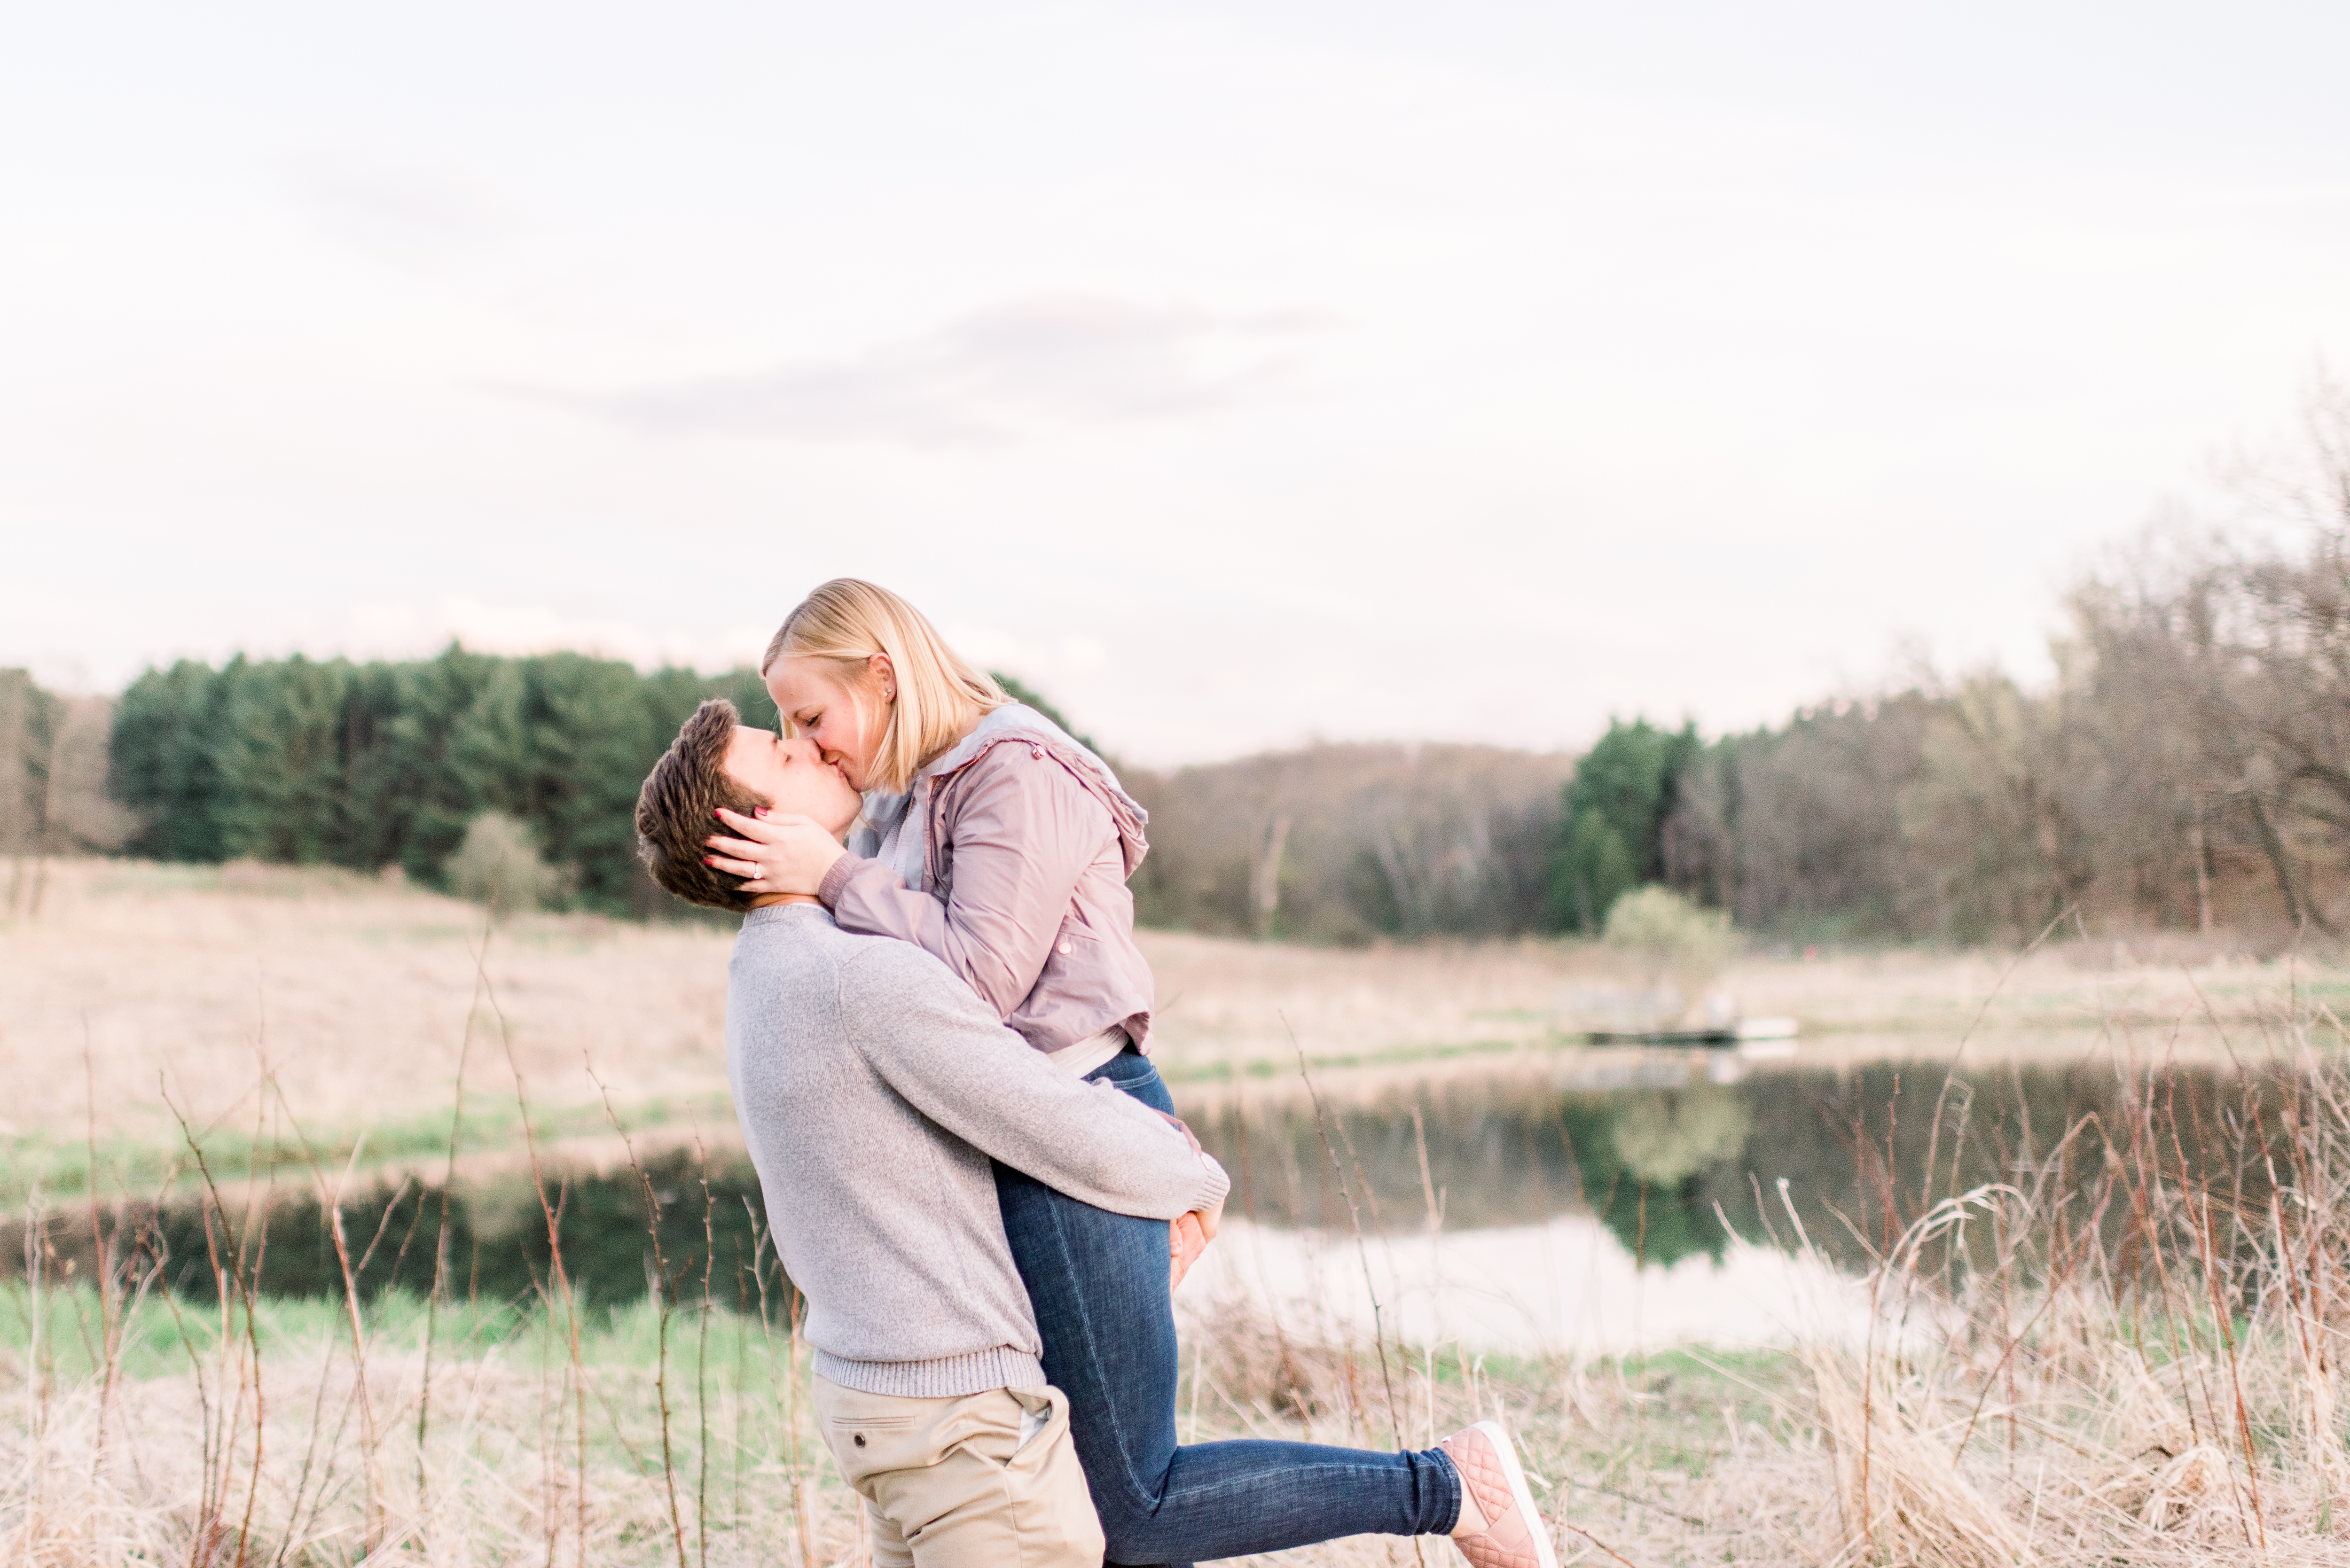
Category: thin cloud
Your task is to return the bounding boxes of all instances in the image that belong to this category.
[288,156,512,268]
[537,296,1331,444]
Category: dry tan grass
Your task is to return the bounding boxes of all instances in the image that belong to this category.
[2,1296,870,1568]
[0,861,733,1161]
[1,859,2298,1170]
[2,1272,1830,1567]
[18,1248,2343,1567]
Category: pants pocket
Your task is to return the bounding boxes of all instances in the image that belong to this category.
[1004,1385,1064,1464]
[814,1383,944,1484]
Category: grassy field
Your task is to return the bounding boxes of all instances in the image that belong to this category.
[9,859,2350,1564]
[0,859,2304,1201]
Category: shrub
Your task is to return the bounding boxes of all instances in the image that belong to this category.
[442,811,567,915]
[1603,885,1736,991]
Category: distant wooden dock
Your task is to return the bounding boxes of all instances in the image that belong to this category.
[1582,1016,1799,1049]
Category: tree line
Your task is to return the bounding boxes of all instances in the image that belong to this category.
[14,385,2347,946]
[1129,741,1571,943]
[101,648,773,915]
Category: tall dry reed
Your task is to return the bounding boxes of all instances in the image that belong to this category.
[1752,1010,2350,1566]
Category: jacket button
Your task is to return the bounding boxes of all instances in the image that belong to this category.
[854,1434,866,1447]
[1058,940,1073,955]
[1030,745,1044,758]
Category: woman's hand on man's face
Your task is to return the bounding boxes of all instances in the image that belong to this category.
[705,807,849,897]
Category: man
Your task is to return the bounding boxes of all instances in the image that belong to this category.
[636,700,1230,1568]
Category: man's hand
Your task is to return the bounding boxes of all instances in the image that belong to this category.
[1157,1111,1224,1290]
[705,806,848,897]
[1169,1188,1225,1290]
[1170,1211,1208,1288]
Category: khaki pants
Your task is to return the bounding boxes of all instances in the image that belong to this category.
[813,1375,1104,1568]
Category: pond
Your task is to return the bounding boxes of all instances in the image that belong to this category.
[15,1046,2317,1355]
[1167,1045,2278,1353]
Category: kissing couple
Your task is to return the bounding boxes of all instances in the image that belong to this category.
[636,578,1556,1568]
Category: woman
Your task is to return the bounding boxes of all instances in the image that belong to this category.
[705,579,1553,1568]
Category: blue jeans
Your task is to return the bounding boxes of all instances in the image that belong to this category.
[994,1047,1462,1566]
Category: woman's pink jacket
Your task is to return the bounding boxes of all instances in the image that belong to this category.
[813,711,1155,1055]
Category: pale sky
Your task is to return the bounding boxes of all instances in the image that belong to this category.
[4,3,2347,763]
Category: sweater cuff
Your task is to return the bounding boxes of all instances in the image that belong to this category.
[1194,1153,1231,1213]
[815,852,864,909]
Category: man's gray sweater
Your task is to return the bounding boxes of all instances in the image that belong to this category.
[727,904,1229,1399]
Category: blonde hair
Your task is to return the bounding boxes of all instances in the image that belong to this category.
[763,579,1006,795]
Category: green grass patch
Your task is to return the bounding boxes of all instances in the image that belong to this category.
[1,1089,740,1209]
[0,1279,795,1387]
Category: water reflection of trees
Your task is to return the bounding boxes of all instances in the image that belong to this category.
[16,1149,777,1311]
[1190,1075,1759,1269]
[16,1060,2304,1304]
[1187,1059,2299,1273]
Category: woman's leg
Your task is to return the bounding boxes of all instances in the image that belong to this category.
[994,1048,1462,1567]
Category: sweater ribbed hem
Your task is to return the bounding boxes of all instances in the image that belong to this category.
[812,1348,1046,1399]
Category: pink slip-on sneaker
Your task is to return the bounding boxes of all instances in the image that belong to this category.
[1438,1420,1557,1568]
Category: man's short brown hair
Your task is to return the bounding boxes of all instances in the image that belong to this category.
[636,699,769,912]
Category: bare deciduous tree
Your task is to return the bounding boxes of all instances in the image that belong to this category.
[1667,379,2350,947]
[2,674,135,916]
[1130,742,1570,943]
